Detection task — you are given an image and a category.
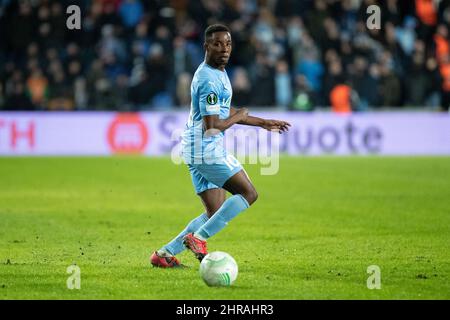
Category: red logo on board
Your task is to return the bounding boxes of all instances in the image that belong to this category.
[107,114,149,154]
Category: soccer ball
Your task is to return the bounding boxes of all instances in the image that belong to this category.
[199,251,238,287]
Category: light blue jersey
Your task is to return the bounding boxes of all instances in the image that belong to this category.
[181,61,243,194]
[181,61,233,162]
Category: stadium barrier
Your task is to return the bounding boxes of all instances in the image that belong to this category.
[0,111,449,156]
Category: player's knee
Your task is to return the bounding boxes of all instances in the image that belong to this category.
[248,190,258,205]
[252,190,258,204]
[243,189,258,206]
[206,205,221,218]
[206,210,215,218]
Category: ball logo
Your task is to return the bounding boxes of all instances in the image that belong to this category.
[107,114,149,154]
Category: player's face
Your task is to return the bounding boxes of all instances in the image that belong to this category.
[206,31,232,68]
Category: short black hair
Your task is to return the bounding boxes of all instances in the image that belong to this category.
[204,24,231,41]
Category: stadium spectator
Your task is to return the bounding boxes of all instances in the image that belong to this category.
[324,59,345,105]
[47,69,74,111]
[439,55,450,111]
[231,67,251,107]
[26,68,48,108]
[176,72,192,107]
[305,0,328,48]
[128,69,152,109]
[50,2,66,44]
[415,0,438,42]
[291,74,314,111]
[405,52,429,106]
[296,46,324,104]
[118,0,143,30]
[350,56,377,109]
[329,83,354,114]
[435,24,450,64]
[248,53,275,106]
[395,16,417,56]
[8,2,34,53]
[379,56,403,107]
[275,60,293,108]
[3,82,35,111]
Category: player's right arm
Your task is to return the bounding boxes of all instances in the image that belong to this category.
[203,109,248,133]
[230,106,291,133]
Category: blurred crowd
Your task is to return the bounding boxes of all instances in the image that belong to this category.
[0,0,449,112]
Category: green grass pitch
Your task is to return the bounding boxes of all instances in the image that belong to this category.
[0,156,449,299]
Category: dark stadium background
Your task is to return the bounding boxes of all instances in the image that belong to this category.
[0,0,449,113]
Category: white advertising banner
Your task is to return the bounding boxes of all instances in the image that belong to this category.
[0,112,449,156]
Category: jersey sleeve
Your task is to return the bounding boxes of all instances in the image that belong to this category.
[198,76,221,116]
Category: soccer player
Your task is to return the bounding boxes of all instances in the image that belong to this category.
[151,24,291,267]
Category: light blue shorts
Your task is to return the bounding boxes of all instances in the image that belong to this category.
[187,154,243,194]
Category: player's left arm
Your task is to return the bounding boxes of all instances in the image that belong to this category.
[230,106,291,133]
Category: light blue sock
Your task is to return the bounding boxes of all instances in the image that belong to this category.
[162,213,209,255]
[195,195,249,239]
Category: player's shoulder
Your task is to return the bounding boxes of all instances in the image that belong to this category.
[194,62,221,84]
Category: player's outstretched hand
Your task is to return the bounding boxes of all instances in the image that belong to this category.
[262,119,291,133]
